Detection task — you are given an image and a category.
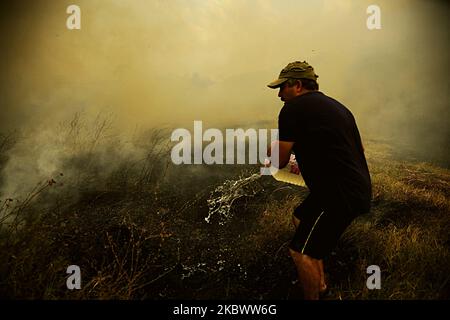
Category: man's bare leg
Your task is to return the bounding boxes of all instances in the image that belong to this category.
[319,260,327,293]
[292,215,327,293]
[289,249,321,300]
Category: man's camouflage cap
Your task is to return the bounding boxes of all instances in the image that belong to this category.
[267,61,319,89]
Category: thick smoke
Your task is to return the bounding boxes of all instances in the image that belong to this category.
[0,0,449,197]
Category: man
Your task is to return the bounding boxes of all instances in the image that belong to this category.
[266,61,372,300]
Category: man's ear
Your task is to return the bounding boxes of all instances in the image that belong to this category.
[296,80,302,91]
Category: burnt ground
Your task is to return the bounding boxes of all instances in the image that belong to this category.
[53,168,357,300]
[2,156,448,300]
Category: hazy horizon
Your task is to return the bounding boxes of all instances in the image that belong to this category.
[0,0,449,196]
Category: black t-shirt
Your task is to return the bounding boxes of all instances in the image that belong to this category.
[278,91,372,213]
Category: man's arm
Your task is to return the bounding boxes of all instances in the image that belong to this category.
[267,140,295,169]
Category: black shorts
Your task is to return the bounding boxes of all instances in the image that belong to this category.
[289,192,360,260]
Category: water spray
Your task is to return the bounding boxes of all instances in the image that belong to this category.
[205,158,306,224]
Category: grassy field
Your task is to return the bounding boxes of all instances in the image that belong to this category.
[0,118,449,300]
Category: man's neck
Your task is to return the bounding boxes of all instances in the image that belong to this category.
[297,89,315,97]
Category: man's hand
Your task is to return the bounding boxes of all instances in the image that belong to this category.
[267,140,295,169]
[289,154,300,174]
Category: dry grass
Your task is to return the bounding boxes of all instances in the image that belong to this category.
[0,121,448,300]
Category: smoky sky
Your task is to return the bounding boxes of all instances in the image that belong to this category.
[0,0,449,160]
